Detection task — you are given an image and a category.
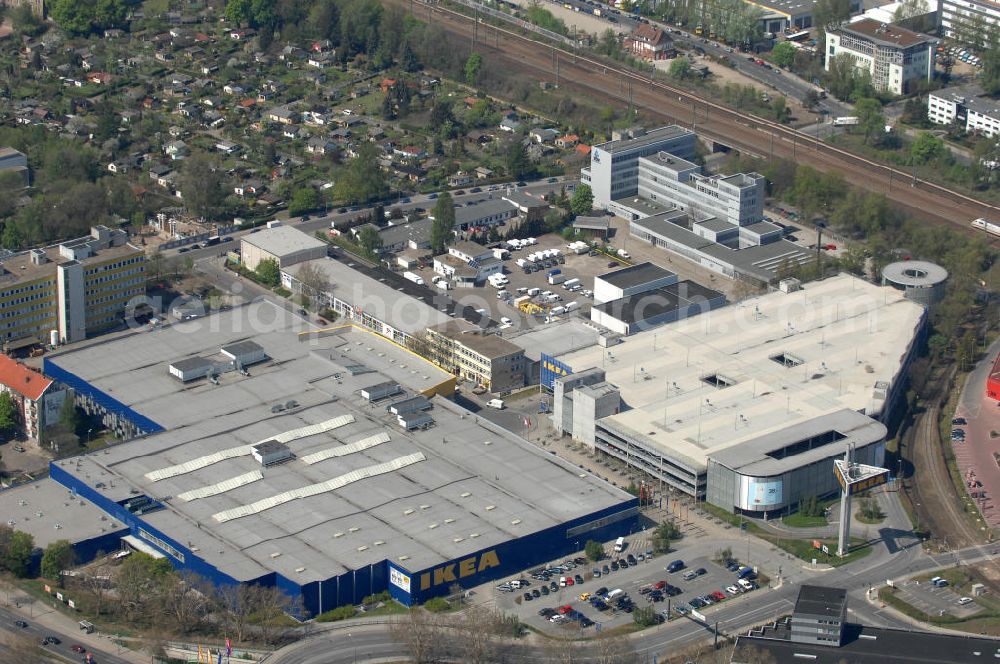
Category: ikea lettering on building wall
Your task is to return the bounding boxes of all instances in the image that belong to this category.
[540,354,573,390]
[390,567,411,593]
[419,550,500,591]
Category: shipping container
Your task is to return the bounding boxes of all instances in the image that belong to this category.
[403,271,425,285]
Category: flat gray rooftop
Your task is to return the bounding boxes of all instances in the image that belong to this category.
[290,258,452,335]
[932,83,1000,121]
[632,212,813,282]
[560,274,924,472]
[594,126,693,155]
[598,262,677,290]
[0,478,126,547]
[709,409,886,477]
[241,225,326,256]
[506,318,602,363]
[49,306,630,583]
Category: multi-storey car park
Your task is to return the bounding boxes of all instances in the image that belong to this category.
[22,302,637,615]
[546,274,926,515]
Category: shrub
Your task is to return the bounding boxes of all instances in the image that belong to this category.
[316,605,357,622]
[423,597,450,612]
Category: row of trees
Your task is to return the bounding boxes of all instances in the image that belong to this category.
[642,0,762,46]
[60,552,296,644]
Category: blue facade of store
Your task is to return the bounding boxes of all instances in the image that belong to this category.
[540,354,575,391]
[43,358,165,435]
[386,500,639,606]
[53,460,637,615]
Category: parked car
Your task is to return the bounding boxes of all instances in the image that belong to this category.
[953,417,967,425]
[14,620,27,628]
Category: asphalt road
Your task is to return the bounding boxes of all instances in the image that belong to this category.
[532,0,849,118]
[269,513,1000,664]
[0,605,132,664]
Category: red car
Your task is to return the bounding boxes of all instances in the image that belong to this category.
[654,580,667,590]
[566,578,575,586]
[71,645,86,653]
[558,604,573,614]
[755,58,765,65]
[710,590,727,602]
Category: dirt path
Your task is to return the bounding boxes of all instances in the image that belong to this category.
[904,366,984,550]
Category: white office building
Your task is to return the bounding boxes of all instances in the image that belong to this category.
[581,126,698,209]
[825,19,936,95]
[928,84,1000,137]
[637,152,766,228]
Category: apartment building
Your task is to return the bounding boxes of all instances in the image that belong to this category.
[0,354,67,440]
[0,226,145,346]
[581,126,698,209]
[426,320,525,393]
[941,0,1000,45]
[825,19,935,95]
[928,83,1000,137]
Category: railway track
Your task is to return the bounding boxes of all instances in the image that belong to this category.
[410,0,1000,231]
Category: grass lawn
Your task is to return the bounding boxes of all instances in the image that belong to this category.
[766,536,871,567]
[781,513,828,528]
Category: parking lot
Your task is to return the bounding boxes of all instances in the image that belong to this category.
[895,579,981,619]
[492,543,763,635]
[409,230,630,330]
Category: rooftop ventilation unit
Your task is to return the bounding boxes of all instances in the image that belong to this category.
[251,440,293,467]
[361,381,403,402]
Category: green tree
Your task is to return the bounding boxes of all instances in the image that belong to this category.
[333,143,388,204]
[40,540,76,583]
[584,539,604,562]
[179,154,225,220]
[855,97,885,145]
[57,395,81,435]
[632,605,658,627]
[430,192,456,254]
[911,131,945,163]
[465,53,482,87]
[4,531,34,577]
[651,520,681,553]
[771,42,797,68]
[50,0,93,34]
[0,392,16,438]
[357,225,383,259]
[288,188,319,217]
[0,222,23,251]
[771,96,790,123]
[255,258,280,288]
[570,183,594,216]
[504,141,532,179]
[981,36,1000,96]
[669,56,692,80]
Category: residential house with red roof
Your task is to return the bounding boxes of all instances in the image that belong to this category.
[0,354,66,440]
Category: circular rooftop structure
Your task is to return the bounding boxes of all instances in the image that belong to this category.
[881,260,948,306]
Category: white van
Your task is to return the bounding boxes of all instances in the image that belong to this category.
[605,588,624,601]
[487,398,505,410]
[614,537,625,552]
[559,576,567,587]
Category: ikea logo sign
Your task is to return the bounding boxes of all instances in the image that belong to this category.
[419,550,500,591]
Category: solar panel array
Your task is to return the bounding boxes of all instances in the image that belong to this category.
[211,452,425,523]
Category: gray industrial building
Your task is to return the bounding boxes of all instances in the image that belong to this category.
[550,274,926,514]
[593,262,678,305]
[591,280,727,336]
[41,304,637,616]
[790,585,847,645]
